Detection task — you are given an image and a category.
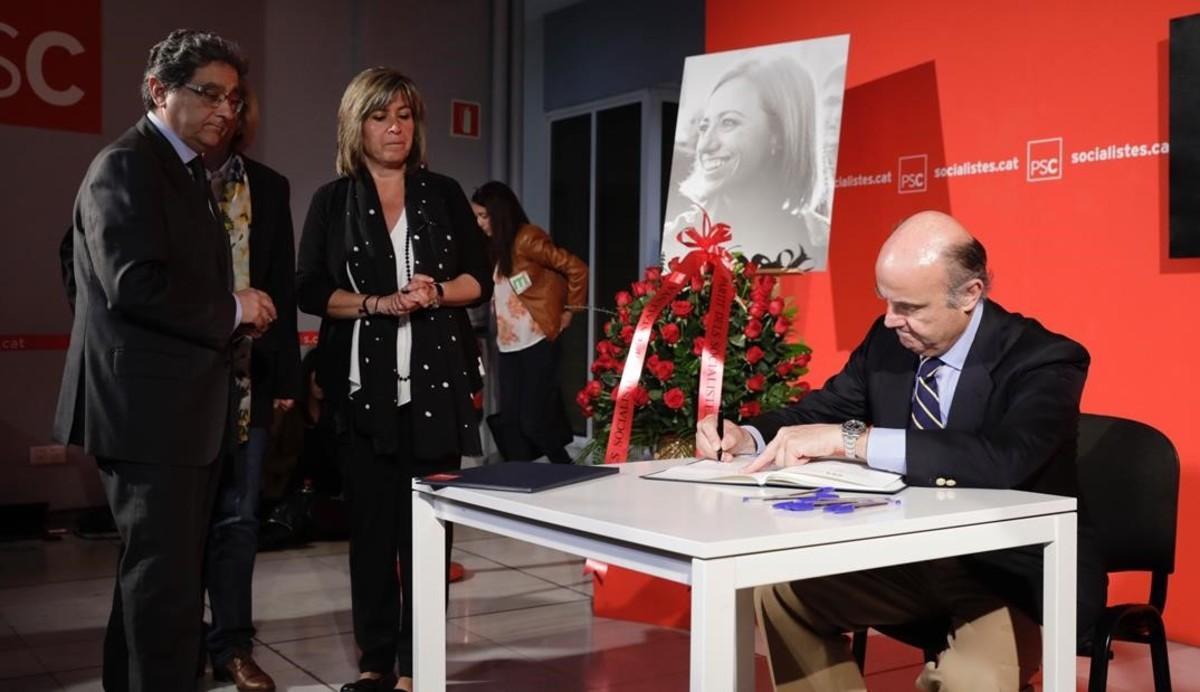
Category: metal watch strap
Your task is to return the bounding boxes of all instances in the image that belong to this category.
[842,420,866,459]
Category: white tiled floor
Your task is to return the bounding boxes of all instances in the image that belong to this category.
[1,527,1197,690]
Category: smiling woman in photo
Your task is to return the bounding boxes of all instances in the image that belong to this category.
[663,57,830,271]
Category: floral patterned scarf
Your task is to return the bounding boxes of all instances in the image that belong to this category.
[213,154,253,443]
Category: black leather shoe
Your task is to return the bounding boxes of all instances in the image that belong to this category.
[339,674,398,691]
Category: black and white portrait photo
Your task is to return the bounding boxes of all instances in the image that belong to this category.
[661,35,849,272]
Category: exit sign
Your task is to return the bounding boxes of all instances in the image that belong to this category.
[450,99,480,139]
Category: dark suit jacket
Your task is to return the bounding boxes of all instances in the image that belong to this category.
[53,116,236,466]
[242,158,300,425]
[751,300,1104,632]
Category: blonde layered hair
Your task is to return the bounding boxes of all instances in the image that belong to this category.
[335,67,427,177]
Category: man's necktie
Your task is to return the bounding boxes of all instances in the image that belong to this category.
[910,356,945,430]
[187,157,217,219]
[188,157,233,290]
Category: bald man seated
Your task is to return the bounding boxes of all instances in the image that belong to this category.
[695,211,1104,692]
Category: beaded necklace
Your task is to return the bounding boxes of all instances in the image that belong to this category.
[396,210,413,383]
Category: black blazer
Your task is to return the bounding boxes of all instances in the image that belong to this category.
[754,300,1086,494]
[296,168,492,460]
[243,158,300,424]
[752,300,1104,630]
[57,156,300,428]
[53,116,236,466]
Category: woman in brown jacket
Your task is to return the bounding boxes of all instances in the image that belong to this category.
[470,181,587,463]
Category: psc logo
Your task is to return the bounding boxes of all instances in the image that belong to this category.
[897,155,927,194]
[1027,138,1063,182]
[0,3,101,133]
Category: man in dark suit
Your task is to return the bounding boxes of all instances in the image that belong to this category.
[696,210,1103,692]
[53,29,276,692]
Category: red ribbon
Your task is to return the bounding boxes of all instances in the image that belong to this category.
[604,212,736,463]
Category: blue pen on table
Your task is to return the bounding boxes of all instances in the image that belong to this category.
[742,487,838,502]
[773,497,900,514]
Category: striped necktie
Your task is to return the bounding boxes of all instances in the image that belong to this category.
[910,356,945,430]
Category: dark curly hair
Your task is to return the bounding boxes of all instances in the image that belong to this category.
[140,29,247,111]
[471,181,530,277]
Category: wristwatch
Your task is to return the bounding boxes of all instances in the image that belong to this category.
[431,282,444,309]
[841,419,867,460]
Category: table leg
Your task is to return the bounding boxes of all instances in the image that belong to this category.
[690,559,753,692]
[1042,512,1077,691]
[736,586,755,690]
[412,491,446,692]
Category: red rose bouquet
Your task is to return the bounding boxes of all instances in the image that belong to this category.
[576,254,812,463]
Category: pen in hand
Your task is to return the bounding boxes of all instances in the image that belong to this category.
[715,410,725,461]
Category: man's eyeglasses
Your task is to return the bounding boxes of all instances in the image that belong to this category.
[181,83,245,115]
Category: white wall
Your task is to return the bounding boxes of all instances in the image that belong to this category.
[518,0,582,226]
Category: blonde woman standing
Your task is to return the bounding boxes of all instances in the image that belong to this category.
[296,68,491,692]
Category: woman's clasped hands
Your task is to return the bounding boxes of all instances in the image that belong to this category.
[373,274,439,316]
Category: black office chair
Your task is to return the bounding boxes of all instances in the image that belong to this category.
[851,413,1179,692]
[1075,413,1178,692]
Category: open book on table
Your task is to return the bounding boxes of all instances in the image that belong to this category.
[643,458,906,494]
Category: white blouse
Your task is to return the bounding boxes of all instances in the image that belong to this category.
[348,210,413,406]
[493,268,545,353]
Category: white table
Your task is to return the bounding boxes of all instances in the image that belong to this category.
[412,460,1077,691]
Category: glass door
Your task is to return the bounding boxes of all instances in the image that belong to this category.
[548,91,678,440]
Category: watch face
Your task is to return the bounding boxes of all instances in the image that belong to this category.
[844,420,867,435]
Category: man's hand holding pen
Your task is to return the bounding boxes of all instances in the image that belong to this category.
[695,413,755,461]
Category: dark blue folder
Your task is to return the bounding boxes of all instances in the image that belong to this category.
[418,462,619,493]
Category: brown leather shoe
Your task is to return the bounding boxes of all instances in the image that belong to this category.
[213,651,276,691]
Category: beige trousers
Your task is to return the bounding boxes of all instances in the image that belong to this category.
[754,558,1042,692]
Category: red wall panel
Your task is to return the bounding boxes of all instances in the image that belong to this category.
[708,1,1200,643]
[0,2,101,133]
